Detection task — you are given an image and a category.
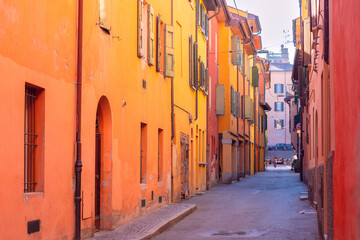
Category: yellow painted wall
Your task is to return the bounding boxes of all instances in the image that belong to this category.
[172,0,208,202]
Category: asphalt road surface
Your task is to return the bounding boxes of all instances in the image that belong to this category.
[153,165,319,240]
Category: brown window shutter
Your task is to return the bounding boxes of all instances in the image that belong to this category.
[189,36,193,88]
[194,42,198,89]
[156,15,161,72]
[196,0,200,26]
[199,58,203,90]
[164,24,175,78]
[205,13,209,37]
[205,68,209,94]
[137,0,144,58]
[148,5,154,65]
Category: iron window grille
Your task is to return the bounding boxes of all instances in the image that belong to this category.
[24,85,38,192]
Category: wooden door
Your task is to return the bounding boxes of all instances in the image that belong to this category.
[95,123,101,230]
[180,134,189,199]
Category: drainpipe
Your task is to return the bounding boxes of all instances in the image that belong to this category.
[298,0,303,182]
[195,0,199,121]
[75,0,83,239]
[208,0,221,20]
[243,54,246,176]
[170,0,174,203]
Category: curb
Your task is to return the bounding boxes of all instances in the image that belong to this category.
[140,204,197,240]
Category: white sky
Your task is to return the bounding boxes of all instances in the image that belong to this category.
[226,0,299,63]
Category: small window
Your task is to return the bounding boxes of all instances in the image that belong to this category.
[158,129,163,182]
[140,123,147,183]
[274,84,284,94]
[274,119,284,130]
[274,102,284,112]
[24,84,44,193]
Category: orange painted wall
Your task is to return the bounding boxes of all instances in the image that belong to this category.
[0,0,77,239]
[0,0,173,238]
[80,0,172,235]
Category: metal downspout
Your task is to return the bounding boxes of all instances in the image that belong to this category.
[75,0,83,238]
[195,0,199,121]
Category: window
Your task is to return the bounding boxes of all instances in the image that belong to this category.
[274,102,284,112]
[274,84,284,94]
[158,129,163,182]
[24,84,44,193]
[274,119,284,130]
[140,123,147,183]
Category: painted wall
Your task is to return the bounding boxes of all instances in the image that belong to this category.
[266,70,292,147]
[80,0,172,236]
[0,1,77,239]
[207,11,220,187]
[332,0,360,238]
[171,0,208,202]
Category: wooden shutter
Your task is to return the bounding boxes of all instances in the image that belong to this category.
[99,0,111,31]
[252,66,259,87]
[137,0,144,58]
[231,87,234,115]
[324,0,329,64]
[205,13,209,37]
[156,15,161,72]
[205,68,209,94]
[194,42,198,89]
[148,5,154,65]
[189,36,193,88]
[196,0,200,26]
[199,59,203,90]
[164,24,175,78]
[237,38,242,65]
[216,84,225,116]
[235,91,238,117]
[231,35,241,65]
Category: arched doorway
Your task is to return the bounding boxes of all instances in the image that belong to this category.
[95,96,112,231]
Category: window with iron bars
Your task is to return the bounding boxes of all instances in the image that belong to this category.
[24,84,44,193]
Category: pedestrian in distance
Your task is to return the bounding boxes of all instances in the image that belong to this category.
[274,157,277,168]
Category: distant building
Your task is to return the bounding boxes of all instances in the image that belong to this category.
[266,46,292,148]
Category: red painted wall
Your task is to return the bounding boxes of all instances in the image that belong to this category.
[207,15,220,186]
[332,0,360,238]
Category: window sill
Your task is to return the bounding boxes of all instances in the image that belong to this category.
[24,192,44,202]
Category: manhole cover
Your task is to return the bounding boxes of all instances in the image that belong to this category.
[212,231,246,236]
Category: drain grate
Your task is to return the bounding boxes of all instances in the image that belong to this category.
[212,231,246,236]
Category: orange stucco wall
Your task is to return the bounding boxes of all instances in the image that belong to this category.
[0,1,77,239]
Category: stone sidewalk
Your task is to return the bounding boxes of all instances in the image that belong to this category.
[91,203,196,240]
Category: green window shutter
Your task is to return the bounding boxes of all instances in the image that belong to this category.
[164,24,175,78]
[137,0,144,58]
[252,66,259,87]
[148,5,154,66]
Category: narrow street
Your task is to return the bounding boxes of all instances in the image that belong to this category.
[154,165,318,240]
